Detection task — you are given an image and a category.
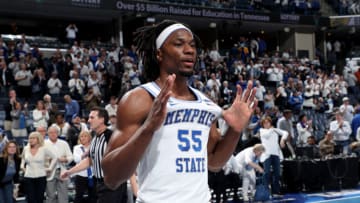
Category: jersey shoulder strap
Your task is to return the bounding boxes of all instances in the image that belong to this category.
[140,82,160,98]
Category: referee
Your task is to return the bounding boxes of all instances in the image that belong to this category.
[61,107,127,203]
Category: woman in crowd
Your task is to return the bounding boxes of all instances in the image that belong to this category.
[32,100,49,129]
[21,132,56,203]
[72,131,95,203]
[0,141,21,203]
[260,116,288,197]
[10,101,28,142]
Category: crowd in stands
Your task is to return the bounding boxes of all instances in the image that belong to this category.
[154,0,321,15]
[0,28,359,202]
[329,0,360,15]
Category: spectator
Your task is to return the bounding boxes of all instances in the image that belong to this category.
[47,72,62,96]
[259,116,288,197]
[72,131,96,203]
[64,95,80,123]
[87,71,101,96]
[330,110,352,154]
[10,101,28,142]
[68,72,85,101]
[0,61,15,96]
[296,114,313,146]
[234,144,265,202]
[0,141,21,203]
[105,96,118,117]
[14,63,32,102]
[288,91,304,115]
[67,114,88,150]
[66,24,78,46]
[319,131,335,158]
[264,89,275,110]
[108,114,117,131]
[339,97,354,124]
[43,94,59,126]
[32,100,50,129]
[83,87,101,112]
[31,68,47,102]
[277,109,296,158]
[255,80,266,111]
[78,60,90,82]
[21,132,57,203]
[4,90,18,132]
[128,64,141,89]
[44,126,73,203]
[50,113,71,141]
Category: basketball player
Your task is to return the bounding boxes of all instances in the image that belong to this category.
[101,20,257,202]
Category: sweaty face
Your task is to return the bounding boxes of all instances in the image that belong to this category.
[157,29,196,77]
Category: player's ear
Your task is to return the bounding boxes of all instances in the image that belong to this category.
[156,49,163,62]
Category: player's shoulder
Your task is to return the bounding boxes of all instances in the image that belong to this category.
[119,86,153,105]
[117,86,153,117]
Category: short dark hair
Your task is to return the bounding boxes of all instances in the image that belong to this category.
[91,106,109,125]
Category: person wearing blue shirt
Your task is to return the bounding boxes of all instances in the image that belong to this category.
[64,95,80,123]
[351,108,360,141]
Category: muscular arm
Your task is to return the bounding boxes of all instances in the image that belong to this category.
[102,75,174,190]
[207,123,241,171]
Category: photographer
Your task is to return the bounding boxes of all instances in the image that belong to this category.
[66,24,78,46]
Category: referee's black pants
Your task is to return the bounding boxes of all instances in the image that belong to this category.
[94,178,127,203]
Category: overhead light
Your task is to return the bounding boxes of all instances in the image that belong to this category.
[284,27,290,32]
[209,22,216,28]
[261,30,265,34]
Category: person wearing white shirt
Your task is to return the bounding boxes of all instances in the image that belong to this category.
[72,131,96,203]
[330,110,352,154]
[47,72,62,95]
[68,72,85,98]
[50,113,71,140]
[45,126,73,203]
[206,73,221,92]
[339,97,354,124]
[32,100,50,129]
[105,96,118,117]
[296,114,313,146]
[78,60,90,82]
[21,132,57,203]
[66,24,78,46]
[255,80,266,111]
[234,144,265,201]
[277,110,296,158]
[259,116,288,196]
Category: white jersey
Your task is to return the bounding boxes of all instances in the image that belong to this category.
[136,82,222,203]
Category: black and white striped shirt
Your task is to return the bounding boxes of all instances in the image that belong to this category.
[89,129,112,179]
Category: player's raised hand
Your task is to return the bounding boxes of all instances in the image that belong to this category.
[222,80,257,133]
[143,74,175,132]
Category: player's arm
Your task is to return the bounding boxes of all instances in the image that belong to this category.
[207,122,241,172]
[102,75,174,190]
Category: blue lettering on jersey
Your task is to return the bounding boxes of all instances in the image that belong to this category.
[176,157,205,173]
[164,108,216,127]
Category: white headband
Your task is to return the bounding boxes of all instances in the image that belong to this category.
[155,23,193,49]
